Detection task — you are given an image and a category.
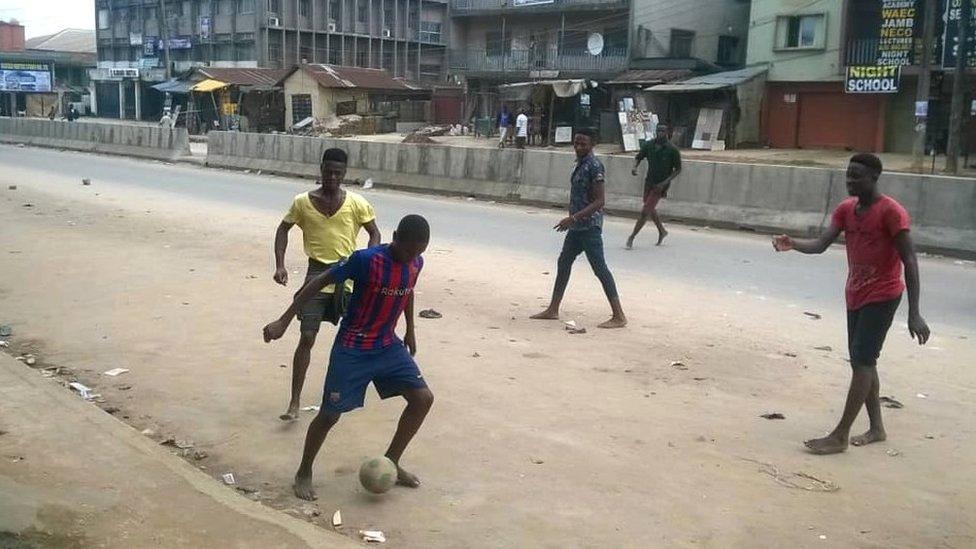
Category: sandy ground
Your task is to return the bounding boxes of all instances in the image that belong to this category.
[0,170,974,548]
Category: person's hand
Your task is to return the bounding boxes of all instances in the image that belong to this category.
[554,216,575,232]
[908,312,930,345]
[631,168,639,177]
[772,235,794,252]
[263,319,288,343]
[404,329,417,356]
[273,267,288,286]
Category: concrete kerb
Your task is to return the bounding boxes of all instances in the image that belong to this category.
[203,132,976,255]
[0,117,190,160]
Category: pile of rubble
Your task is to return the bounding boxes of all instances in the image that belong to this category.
[292,114,363,137]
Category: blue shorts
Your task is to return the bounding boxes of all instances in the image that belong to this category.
[322,342,427,413]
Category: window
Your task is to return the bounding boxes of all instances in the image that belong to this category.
[777,14,825,49]
[301,45,313,62]
[268,0,280,14]
[329,48,341,64]
[419,21,441,44]
[238,0,255,14]
[384,6,393,28]
[669,29,694,58]
[236,42,255,60]
[292,94,312,124]
[145,6,156,19]
[357,49,369,66]
[98,9,110,29]
[357,0,367,23]
[199,0,212,14]
[603,25,627,55]
[300,0,310,17]
[717,35,740,66]
[330,0,341,20]
[486,30,511,57]
[171,2,184,16]
[268,41,282,64]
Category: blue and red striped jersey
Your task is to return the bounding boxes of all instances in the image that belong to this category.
[327,245,424,350]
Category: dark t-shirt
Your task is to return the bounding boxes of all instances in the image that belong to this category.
[637,140,681,186]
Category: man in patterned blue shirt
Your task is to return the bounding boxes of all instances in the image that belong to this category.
[532,128,627,329]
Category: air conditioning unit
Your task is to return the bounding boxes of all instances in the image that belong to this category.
[327,22,337,32]
[268,16,280,27]
[382,28,391,38]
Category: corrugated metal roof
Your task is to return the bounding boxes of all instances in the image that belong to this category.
[24,29,95,54]
[195,67,291,86]
[287,64,425,91]
[606,69,692,85]
[645,66,767,92]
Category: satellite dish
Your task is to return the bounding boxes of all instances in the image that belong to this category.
[587,33,605,56]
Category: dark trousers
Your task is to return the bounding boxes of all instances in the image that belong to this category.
[553,227,619,301]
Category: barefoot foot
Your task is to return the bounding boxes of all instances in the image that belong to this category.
[279,403,300,421]
[598,317,627,329]
[804,434,848,455]
[395,466,421,488]
[530,309,559,320]
[293,472,317,500]
[851,429,887,447]
[656,230,669,246]
[625,237,634,250]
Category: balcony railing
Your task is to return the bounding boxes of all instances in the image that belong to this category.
[451,0,628,15]
[450,48,628,74]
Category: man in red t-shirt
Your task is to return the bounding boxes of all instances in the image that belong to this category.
[772,153,930,455]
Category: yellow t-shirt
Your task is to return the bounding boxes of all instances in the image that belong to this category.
[283,190,376,293]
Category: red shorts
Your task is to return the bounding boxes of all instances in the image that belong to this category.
[642,185,664,211]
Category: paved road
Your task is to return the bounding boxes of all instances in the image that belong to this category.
[3,144,974,330]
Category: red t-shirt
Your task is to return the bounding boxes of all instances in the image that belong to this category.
[831,195,911,311]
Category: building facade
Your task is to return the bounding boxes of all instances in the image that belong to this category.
[748,0,969,153]
[448,0,632,114]
[632,0,751,69]
[92,0,447,119]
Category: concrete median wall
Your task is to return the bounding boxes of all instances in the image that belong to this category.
[207,131,976,255]
[0,117,190,161]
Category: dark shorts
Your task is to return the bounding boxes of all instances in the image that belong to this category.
[322,342,428,413]
[516,136,526,149]
[297,259,349,333]
[847,296,901,367]
[642,184,665,210]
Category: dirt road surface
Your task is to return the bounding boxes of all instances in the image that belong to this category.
[1,147,974,547]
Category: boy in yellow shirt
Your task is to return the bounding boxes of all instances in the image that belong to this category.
[274,148,381,420]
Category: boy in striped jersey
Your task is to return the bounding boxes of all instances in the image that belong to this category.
[263,215,433,501]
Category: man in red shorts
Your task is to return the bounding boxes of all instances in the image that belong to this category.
[773,153,930,455]
[627,124,681,248]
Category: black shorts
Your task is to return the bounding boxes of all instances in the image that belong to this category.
[297,259,349,333]
[847,296,901,367]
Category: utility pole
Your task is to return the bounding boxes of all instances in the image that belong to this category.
[911,0,937,170]
[946,0,972,174]
[158,0,173,79]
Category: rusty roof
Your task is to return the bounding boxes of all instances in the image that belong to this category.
[606,69,693,85]
[284,64,425,91]
[195,67,291,86]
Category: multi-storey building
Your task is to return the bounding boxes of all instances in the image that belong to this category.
[748,0,970,153]
[91,0,447,119]
[448,0,632,110]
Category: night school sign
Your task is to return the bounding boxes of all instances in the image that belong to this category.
[845,66,901,93]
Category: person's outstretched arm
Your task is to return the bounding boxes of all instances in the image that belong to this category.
[772,224,842,255]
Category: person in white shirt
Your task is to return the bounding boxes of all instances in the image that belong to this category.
[159,110,174,129]
[515,109,529,149]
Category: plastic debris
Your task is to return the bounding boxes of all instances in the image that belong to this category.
[0,341,7,348]
[886,448,902,457]
[760,413,786,420]
[332,510,343,528]
[301,405,320,412]
[362,178,374,190]
[222,473,236,485]
[69,382,95,400]
[670,361,688,370]
[360,530,386,543]
[813,345,833,351]
[916,393,928,399]
[419,309,443,319]
[103,368,129,376]
[803,312,822,320]
[302,504,320,518]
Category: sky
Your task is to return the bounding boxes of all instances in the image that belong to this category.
[0,0,94,39]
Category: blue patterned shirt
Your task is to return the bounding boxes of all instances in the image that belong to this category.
[569,153,605,231]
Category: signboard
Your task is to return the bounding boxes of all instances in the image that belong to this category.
[129,32,143,46]
[144,40,156,56]
[845,66,901,93]
[512,0,555,5]
[0,61,52,93]
[139,57,159,70]
[200,17,212,40]
[877,0,917,66]
[554,126,573,143]
[942,0,976,67]
[109,68,140,79]
[157,38,193,50]
[691,108,723,150]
